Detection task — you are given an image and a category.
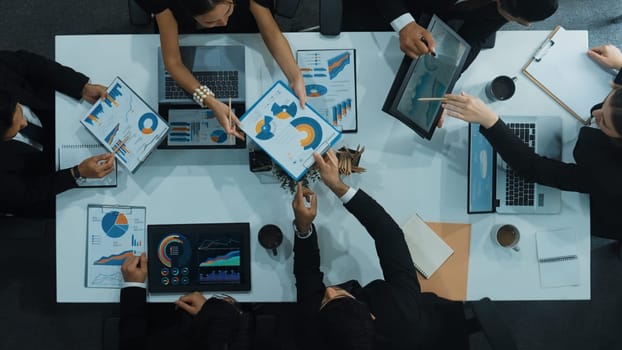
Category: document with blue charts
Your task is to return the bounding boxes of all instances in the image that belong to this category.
[297,49,357,132]
[85,204,146,288]
[240,81,342,181]
[81,77,169,173]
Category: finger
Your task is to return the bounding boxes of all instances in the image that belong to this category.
[95,153,111,162]
[325,149,338,166]
[421,31,436,55]
[412,38,430,56]
[313,152,325,168]
[310,190,318,210]
[437,112,445,128]
[139,253,148,272]
[295,182,303,203]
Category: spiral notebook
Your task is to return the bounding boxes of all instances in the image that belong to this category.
[536,228,580,288]
[401,214,454,279]
[58,144,117,187]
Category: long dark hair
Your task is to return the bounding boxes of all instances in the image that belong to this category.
[0,90,17,137]
[180,0,230,17]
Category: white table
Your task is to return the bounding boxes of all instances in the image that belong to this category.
[55,31,592,303]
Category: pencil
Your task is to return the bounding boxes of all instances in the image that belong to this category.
[417,97,447,101]
[228,97,233,145]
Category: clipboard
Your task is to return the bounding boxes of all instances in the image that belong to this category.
[522,26,613,124]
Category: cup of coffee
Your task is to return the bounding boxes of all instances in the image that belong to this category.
[258,224,283,256]
[491,224,520,252]
[485,75,517,101]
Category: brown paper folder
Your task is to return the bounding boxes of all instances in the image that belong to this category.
[416,222,471,301]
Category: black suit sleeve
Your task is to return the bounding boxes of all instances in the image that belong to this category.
[344,190,420,293]
[0,50,89,99]
[615,69,622,86]
[481,119,591,193]
[293,225,325,350]
[119,287,148,350]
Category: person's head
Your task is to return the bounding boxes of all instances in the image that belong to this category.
[496,0,558,26]
[181,0,235,28]
[317,286,374,350]
[0,90,25,141]
[593,87,622,142]
[192,296,242,348]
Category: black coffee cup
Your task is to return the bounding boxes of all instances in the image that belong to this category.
[258,224,283,256]
[485,75,517,101]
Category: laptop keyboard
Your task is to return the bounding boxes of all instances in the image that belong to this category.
[505,123,536,206]
[165,71,239,100]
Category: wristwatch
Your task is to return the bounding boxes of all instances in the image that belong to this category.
[72,165,86,184]
[292,220,313,239]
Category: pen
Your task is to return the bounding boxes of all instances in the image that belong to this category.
[417,97,446,101]
[228,97,233,145]
[420,37,436,57]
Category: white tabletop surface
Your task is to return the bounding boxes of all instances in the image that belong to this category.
[55,31,593,303]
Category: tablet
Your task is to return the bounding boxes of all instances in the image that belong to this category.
[148,223,251,292]
[383,15,471,139]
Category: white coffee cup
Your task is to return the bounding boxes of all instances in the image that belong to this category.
[491,224,520,252]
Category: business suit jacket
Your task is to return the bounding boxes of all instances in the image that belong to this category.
[368,0,507,68]
[293,189,467,350]
[481,72,622,240]
[0,50,88,217]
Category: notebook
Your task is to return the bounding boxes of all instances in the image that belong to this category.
[58,144,117,187]
[85,205,146,288]
[536,228,580,288]
[401,214,454,279]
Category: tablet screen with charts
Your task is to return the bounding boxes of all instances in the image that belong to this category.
[383,15,471,139]
[148,223,251,292]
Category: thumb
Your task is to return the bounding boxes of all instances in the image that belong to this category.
[313,152,324,167]
[139,253,147,272]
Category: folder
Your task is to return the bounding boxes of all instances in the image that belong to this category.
[522,26,614,124]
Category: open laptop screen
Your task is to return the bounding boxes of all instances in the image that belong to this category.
[467,123,496,213]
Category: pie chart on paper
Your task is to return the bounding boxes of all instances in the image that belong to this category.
[101,211,129,238]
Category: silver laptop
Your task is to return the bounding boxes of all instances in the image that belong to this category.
[496,116,562,214]
[467,116,562,214]
[158,45,246,104]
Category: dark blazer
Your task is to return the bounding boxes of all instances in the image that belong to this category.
[369,0,507,68]
[293,189,467,350]
[481,72,622,240]
[0,50,88,217]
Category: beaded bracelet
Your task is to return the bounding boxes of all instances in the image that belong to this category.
[192,85,215,107]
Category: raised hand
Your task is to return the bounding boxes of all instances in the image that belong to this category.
[588,44,622,70]
[399,22,436,59]
[81,83,109,104]
[313,149,349,197]
[292,182,317,232]
[77,153,115,178]
[441,92,499,128]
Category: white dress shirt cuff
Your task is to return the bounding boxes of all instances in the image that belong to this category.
[391,13,416,32]
[339,187,358,204]
[122,282,147,289]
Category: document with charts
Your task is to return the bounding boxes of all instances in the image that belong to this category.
[81,77,169,173]
[240,81,342,181]
[86,205,146,288]
[297,49,357,132]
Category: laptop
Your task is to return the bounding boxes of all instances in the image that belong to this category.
[158,45,246,104]
[157,45,246,149]
[467,116,562,214]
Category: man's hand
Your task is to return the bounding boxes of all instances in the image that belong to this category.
[441,93,499,128]
[292,182,317,232]
[290,73,307,108]
[81,83,108,104]
[121,252,148,283]
[399,22,436,59]
[204,96,245,140]
[77,153,115,178]
[175,291,207,316]
[313,149,349,197]
[588,44,622,70]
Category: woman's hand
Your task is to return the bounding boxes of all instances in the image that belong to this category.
[588,44,622,70]
[442,92,499,128]
[204,96,245,140]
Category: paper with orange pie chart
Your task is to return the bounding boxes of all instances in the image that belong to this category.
[239,81,342,181]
